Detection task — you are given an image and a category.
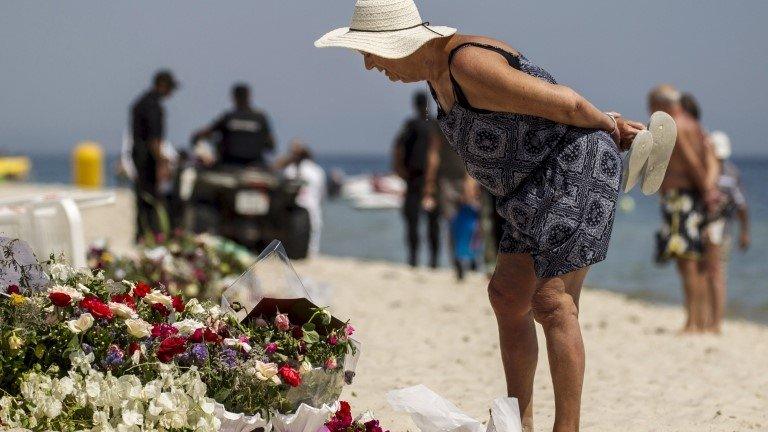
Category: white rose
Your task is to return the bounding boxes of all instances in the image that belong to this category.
[172,319,204,336]
[76,283,91,294]
[66,313,94,334]
[299,361,312,374]
[125,318,153,338]
[185,298,206,315]
[49,263,72,281]
[255,361,280,384]
[143,290,173,309]
[224,338,252,352]
[47,285,84,302]
[108,302,137,319]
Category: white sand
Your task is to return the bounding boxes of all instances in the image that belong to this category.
[2,183,767,431]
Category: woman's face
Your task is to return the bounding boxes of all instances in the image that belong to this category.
[361,52,420,83]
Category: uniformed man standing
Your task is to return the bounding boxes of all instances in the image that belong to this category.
[130,69,178,242]
[191,83,275,167]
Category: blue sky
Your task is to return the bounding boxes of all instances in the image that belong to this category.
[1,1,766,156]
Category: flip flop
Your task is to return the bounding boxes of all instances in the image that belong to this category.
[641,111,677,195]
[621,129,653,193]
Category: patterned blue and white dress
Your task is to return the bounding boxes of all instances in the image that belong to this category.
[429,42,622,277]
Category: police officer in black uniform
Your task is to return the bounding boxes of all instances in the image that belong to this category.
[393,92,442,268]
[191,83,275,167]
[130,69,178,242]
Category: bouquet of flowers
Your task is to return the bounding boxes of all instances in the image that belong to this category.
[0,240,357,431]
[320,401,389,432]
[88,230,255,301]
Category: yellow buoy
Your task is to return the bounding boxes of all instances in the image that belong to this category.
[0,156,31,180]
[73,141,103,188]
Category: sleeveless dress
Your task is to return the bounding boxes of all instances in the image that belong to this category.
[428,42,622,278]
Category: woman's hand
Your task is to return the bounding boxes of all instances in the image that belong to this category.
[607,112,647,151]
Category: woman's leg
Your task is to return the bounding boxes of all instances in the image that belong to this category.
[532,267,590,432]
[488,253,539,431]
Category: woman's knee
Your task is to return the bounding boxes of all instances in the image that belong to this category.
[531,279,578,327]
[488,273,532,317]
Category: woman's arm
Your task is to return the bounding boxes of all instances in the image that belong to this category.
[450,47,643,145]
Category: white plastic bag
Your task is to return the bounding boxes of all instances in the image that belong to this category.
[271,402,339,432]
[387,385,521,432]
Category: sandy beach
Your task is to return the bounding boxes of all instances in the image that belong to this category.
[2,183,767,431]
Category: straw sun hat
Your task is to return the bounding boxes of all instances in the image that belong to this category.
[314,0,456,59]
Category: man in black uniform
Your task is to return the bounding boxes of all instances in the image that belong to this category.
[130,69,178,242]
[393,92,441,268]
[191,83,275,167]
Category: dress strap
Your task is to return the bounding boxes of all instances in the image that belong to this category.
[447,42,522,112]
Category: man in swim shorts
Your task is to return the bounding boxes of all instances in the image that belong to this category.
[649,84,719,333]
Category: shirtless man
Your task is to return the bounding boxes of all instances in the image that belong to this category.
[648,84,719,332]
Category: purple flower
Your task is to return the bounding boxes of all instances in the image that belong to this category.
[265,342,278,355]
[104,345,125,366]
[191,343,209,363]
[81,343,93,355]
[221,348,238,368]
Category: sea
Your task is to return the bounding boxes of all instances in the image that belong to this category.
[12,153,768,323]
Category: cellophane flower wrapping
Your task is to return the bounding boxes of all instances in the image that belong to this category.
[218,240,360,420]
[271,402,340,432]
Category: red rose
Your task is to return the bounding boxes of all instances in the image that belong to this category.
[111,294,136,310]
[128,341,141,355]
[80,296,114,320]
[152,303,170,317]
[133,282,151,298]
[191,328,221,343]
[7,285,20,295]
[49,291,72,307]
[279,364,302,387]
[157,336,186,362]
[326,401,353,431]
[171,296,185,313]
[151,323,178,340]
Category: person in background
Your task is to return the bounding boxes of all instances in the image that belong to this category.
[190,83,275,167]
[423,96,472,279]
[275,140,327,257]
[480,188,507,277]
[704,131,750,332]
[130,69,178,242]
[393,92,441,268]
[650,84,719,332]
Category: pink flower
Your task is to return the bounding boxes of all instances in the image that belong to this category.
[324,357,338,370]
[265,342,278,355]
[275,313,290,331]
[344,324,355,336]
[328,335,339,346]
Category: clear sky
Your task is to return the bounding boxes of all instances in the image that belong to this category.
[1,1,766,156]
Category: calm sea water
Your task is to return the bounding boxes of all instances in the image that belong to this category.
[13,153,768,322]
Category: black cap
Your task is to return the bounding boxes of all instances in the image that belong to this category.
[153,69,179,90]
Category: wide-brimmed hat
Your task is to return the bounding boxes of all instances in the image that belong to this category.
[314,0,456,59]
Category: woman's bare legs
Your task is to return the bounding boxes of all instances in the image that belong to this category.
[489,253,590,432]
[534,268,589,432]
[489,254,538,431]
